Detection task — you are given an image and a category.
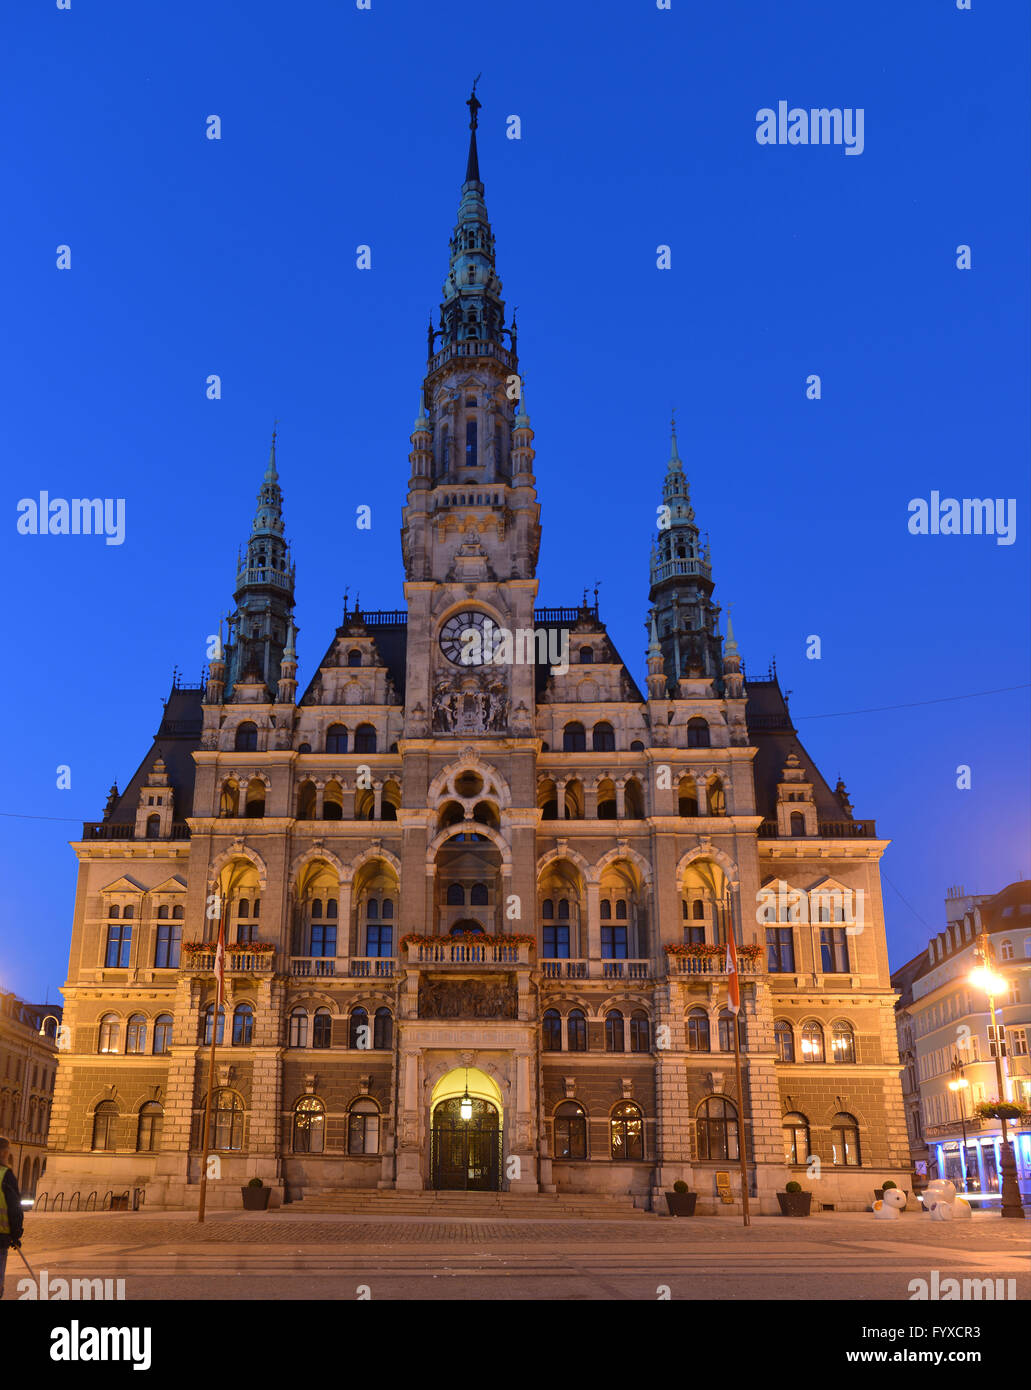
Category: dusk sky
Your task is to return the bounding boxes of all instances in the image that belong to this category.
[3,0,1028,1001]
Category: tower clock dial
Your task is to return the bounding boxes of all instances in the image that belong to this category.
[438,610,502,666]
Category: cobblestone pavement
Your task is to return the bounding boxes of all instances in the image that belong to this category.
[7,1211,1028,1300]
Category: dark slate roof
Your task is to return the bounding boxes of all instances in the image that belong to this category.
[533,608,645,702]
[106,686,204,822]
[903,880,1031,989]
[298,610,408,706]
[745,679,850,822]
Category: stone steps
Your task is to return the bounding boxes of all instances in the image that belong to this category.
[288,1190,656,1218]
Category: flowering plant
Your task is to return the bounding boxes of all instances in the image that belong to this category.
[401,932,535,949]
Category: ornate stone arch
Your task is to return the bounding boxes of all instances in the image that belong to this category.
[819,1097,871,1129]
[288,844,349,889]
[675,844,740,891]
[536,845,592,882]
[428,753,512,809]
[592,844,652,887]
[426,821,511,867]
[287,991,338,1014]
[421,1055,513,1104]
[207,844,268,891]
[349,844,402,880]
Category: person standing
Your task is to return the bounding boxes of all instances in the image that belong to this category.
[0,1137,24,1299]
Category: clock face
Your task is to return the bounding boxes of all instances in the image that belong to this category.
[439,610,501,666]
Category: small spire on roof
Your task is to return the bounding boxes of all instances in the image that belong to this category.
[265,420,279,482]
[465,76,482,183]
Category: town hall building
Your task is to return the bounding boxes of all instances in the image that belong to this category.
[40,92,908,1214]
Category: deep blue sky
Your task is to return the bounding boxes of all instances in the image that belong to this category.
[2,0,1028,1000]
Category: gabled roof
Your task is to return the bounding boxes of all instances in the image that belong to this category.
[106,686,204,822]
[745,679,851,822]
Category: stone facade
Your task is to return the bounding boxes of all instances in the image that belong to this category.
[40,94,909,1215]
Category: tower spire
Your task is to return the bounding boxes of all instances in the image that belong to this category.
[465,75,482,184]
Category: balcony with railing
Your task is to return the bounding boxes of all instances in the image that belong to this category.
[758,819,877,839]
[82,822,191,841]
[182,947,275,974]
[667,953,763,978]
[539,958,650,981]
[288,956,397,979]
[402,939,532,967]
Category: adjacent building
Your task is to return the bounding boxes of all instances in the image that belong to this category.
[893,880,1031,1202]
[39,93,909,1214]
[0,991,61,1197]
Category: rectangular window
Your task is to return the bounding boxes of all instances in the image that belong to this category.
[686,926,706,945]
[367,925,392,957]
[766,927,795,973]
[154,924,181,969]
[601,925,627,959]
[311,925,337,957]
[543,924,569,958]
[1009,1027,1028,1057]
[465,419,477,466]
[105,924,132,968]
[820,927,849,973]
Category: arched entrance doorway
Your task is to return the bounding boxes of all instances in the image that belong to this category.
[429,1067,503,1191]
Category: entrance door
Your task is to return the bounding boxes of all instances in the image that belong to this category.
[430,1096,501,1191]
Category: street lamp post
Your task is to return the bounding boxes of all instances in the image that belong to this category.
[948,1056,970,1192]
[969,933,1026,1219]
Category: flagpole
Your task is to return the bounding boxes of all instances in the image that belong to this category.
[197,882,229,1224]
[726,890,751,1228]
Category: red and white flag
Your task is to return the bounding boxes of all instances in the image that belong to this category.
[726,930,741,1015]
[213,911,226,1009]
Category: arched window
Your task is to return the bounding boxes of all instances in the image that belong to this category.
[592,722,615,752]
[153,1014,173,1055]
[91,1100,118,1152]
[312,1008,332,1049]
[297,781,317,819]
[232,1003,254,1046]
[446,882,466,906]
[783,1111,810,1165]
[687,1009,710,1052]
[219,781,239,816]
[718,1009,745,1052]
[831,1020,856,1064]
[289,1008,309,1048]
[293,1097,325,1153]
[578,646,594,664]
[214,1091,244,1150]
[600,899,612,920]
[126,1014,146,1054]
[678,777,699,817]
[326,724,348,754]
[789,811,806,837]
[145,814,161,839]
[563,722,586,753]
[348,1098,380,1154]
[173,904,184,920]
[831,1112,861,1166]
[349,1006,369,1050]
[244,778,265,818]
[774,1019,795,1063]
[542,1009,562,1051]
[98,1014,120,1054]
[707,778,727,816]
[347,649,362,667]
[686,717,710,749]
[1000,939,1014,961]
[554,1101,587,1159]
[203,1004,225,1047]
[630,1010,650,1052]
[354,723,377,754]
[323,779,344,820]
[605,1010,625,1052]
[610,1101,644,1160]
[542,899,554,920]
[235,722,258,752]
[470,882,489,906]
[157,904,169,920]
[373,1007,392,1050]
[801,1021,824,1063]
[623,779,644,818]
[692,899,704,920]
[137,1101,163,1153]
[630,739,644,751]
[567,1009,587,1052]
[696,1096,739,1161]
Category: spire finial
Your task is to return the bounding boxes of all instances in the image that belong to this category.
[465,76,482,183]
[265,419,279,481]
[669,408,682,465]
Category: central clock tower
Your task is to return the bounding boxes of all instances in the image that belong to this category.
[401,86,541,741]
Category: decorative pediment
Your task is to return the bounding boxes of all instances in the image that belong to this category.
[101,875,145,895]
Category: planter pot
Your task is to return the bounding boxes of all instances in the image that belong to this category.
[777,1191,812,1217]
[664,1192,698,1217]
[241,1186,271,1211]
